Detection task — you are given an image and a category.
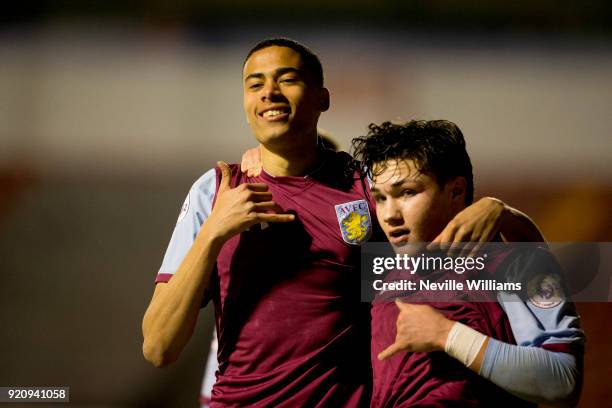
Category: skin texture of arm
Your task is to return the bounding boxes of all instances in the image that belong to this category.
[141,162,295,367]
[429,197,546,255]
[142,227,223,367]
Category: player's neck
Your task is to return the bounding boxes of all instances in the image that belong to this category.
[261,140,321,177]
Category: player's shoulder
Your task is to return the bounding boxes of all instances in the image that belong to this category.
[499,245,561,278]
[495,245,570,306]
[190,168,218,193]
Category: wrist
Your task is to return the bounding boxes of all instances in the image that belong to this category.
[444,322,488,367]
[483,196,506,214]
[197,220,229,250]
[438,318,455,351]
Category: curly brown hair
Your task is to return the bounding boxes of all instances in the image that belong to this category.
[351,120,474,204]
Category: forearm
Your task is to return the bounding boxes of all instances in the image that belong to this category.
[444,323,580,407]
[499,203,547,244]
[142,224,223,367]
[480,338,580,407]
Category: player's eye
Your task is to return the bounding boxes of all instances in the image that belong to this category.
[280,77,298,83]
[402,189,416,197]
[248,82,263,90]
[373,195,386,203]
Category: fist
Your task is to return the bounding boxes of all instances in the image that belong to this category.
[378,300,454,360]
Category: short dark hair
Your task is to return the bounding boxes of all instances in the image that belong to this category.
[244,37,324,88]
[351,120,474,204]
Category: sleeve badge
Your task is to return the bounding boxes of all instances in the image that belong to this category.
[527,273,564,308]
[176,192,191,224]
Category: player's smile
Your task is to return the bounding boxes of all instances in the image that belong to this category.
[258,105,291,122]
[243,45,327,148]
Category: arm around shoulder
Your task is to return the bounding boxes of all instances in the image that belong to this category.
[497,200,547,244]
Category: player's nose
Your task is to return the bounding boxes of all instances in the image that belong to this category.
[261,80,282,101]
[381,200,403,226]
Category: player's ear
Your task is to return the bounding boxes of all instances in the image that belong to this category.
[319,88,330,112]
[449,177,467,206]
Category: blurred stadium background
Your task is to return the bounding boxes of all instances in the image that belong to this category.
[0,2,610,407]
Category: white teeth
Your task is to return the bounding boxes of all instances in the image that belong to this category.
[263,109,285,118]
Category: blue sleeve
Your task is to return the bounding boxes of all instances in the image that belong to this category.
[480,338,581,407]
[482,247,585,406]
[497,247,585,350]
[157,168,216,281]
[498,293,584,350]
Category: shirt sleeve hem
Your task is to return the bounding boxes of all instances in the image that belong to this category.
[541,342,584,357]
[155,273,174,283]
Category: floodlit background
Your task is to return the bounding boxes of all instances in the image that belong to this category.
[1,2,611,407]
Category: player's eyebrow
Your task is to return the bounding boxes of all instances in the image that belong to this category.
[370,177,419,193]
[244,67,303,83]
[275,67,302,77]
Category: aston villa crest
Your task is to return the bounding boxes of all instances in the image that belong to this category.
[335,199,372,245]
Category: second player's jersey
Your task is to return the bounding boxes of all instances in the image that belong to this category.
[371,299,532,408]
[370,246,584,407]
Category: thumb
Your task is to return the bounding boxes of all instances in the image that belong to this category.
[395,298,410,311]
[378,342,402,361]
[427,234,441,250]
[217,161,232,192]
[240,152,249,173]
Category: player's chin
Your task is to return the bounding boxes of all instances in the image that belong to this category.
[255,128,289,144]
[390,240,410,252]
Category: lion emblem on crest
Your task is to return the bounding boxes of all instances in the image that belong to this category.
[342,212,368,242]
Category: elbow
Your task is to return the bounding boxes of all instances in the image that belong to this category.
[141,312,177,368]
[142,338,178,368]
[544,371,582,408]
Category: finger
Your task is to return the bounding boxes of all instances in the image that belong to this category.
[395,298,410,311]
[246,164,259,178]
[467,242,484,259]
[240,152,248,173]
[244,183,270,192]
[428,239,451,254]
[241,147,260,170]
[427,234,442,251]
[248,192,273,202]
[448,228,469,256]
[462,223,495,257]
[217,161,232,192]
[477,222,500,244]
[459,241,477,258]
[252,201,283,212]
[431,225,457,254]
[256,213,295,223]
[426,240,439,251]
[378,342,403,360]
